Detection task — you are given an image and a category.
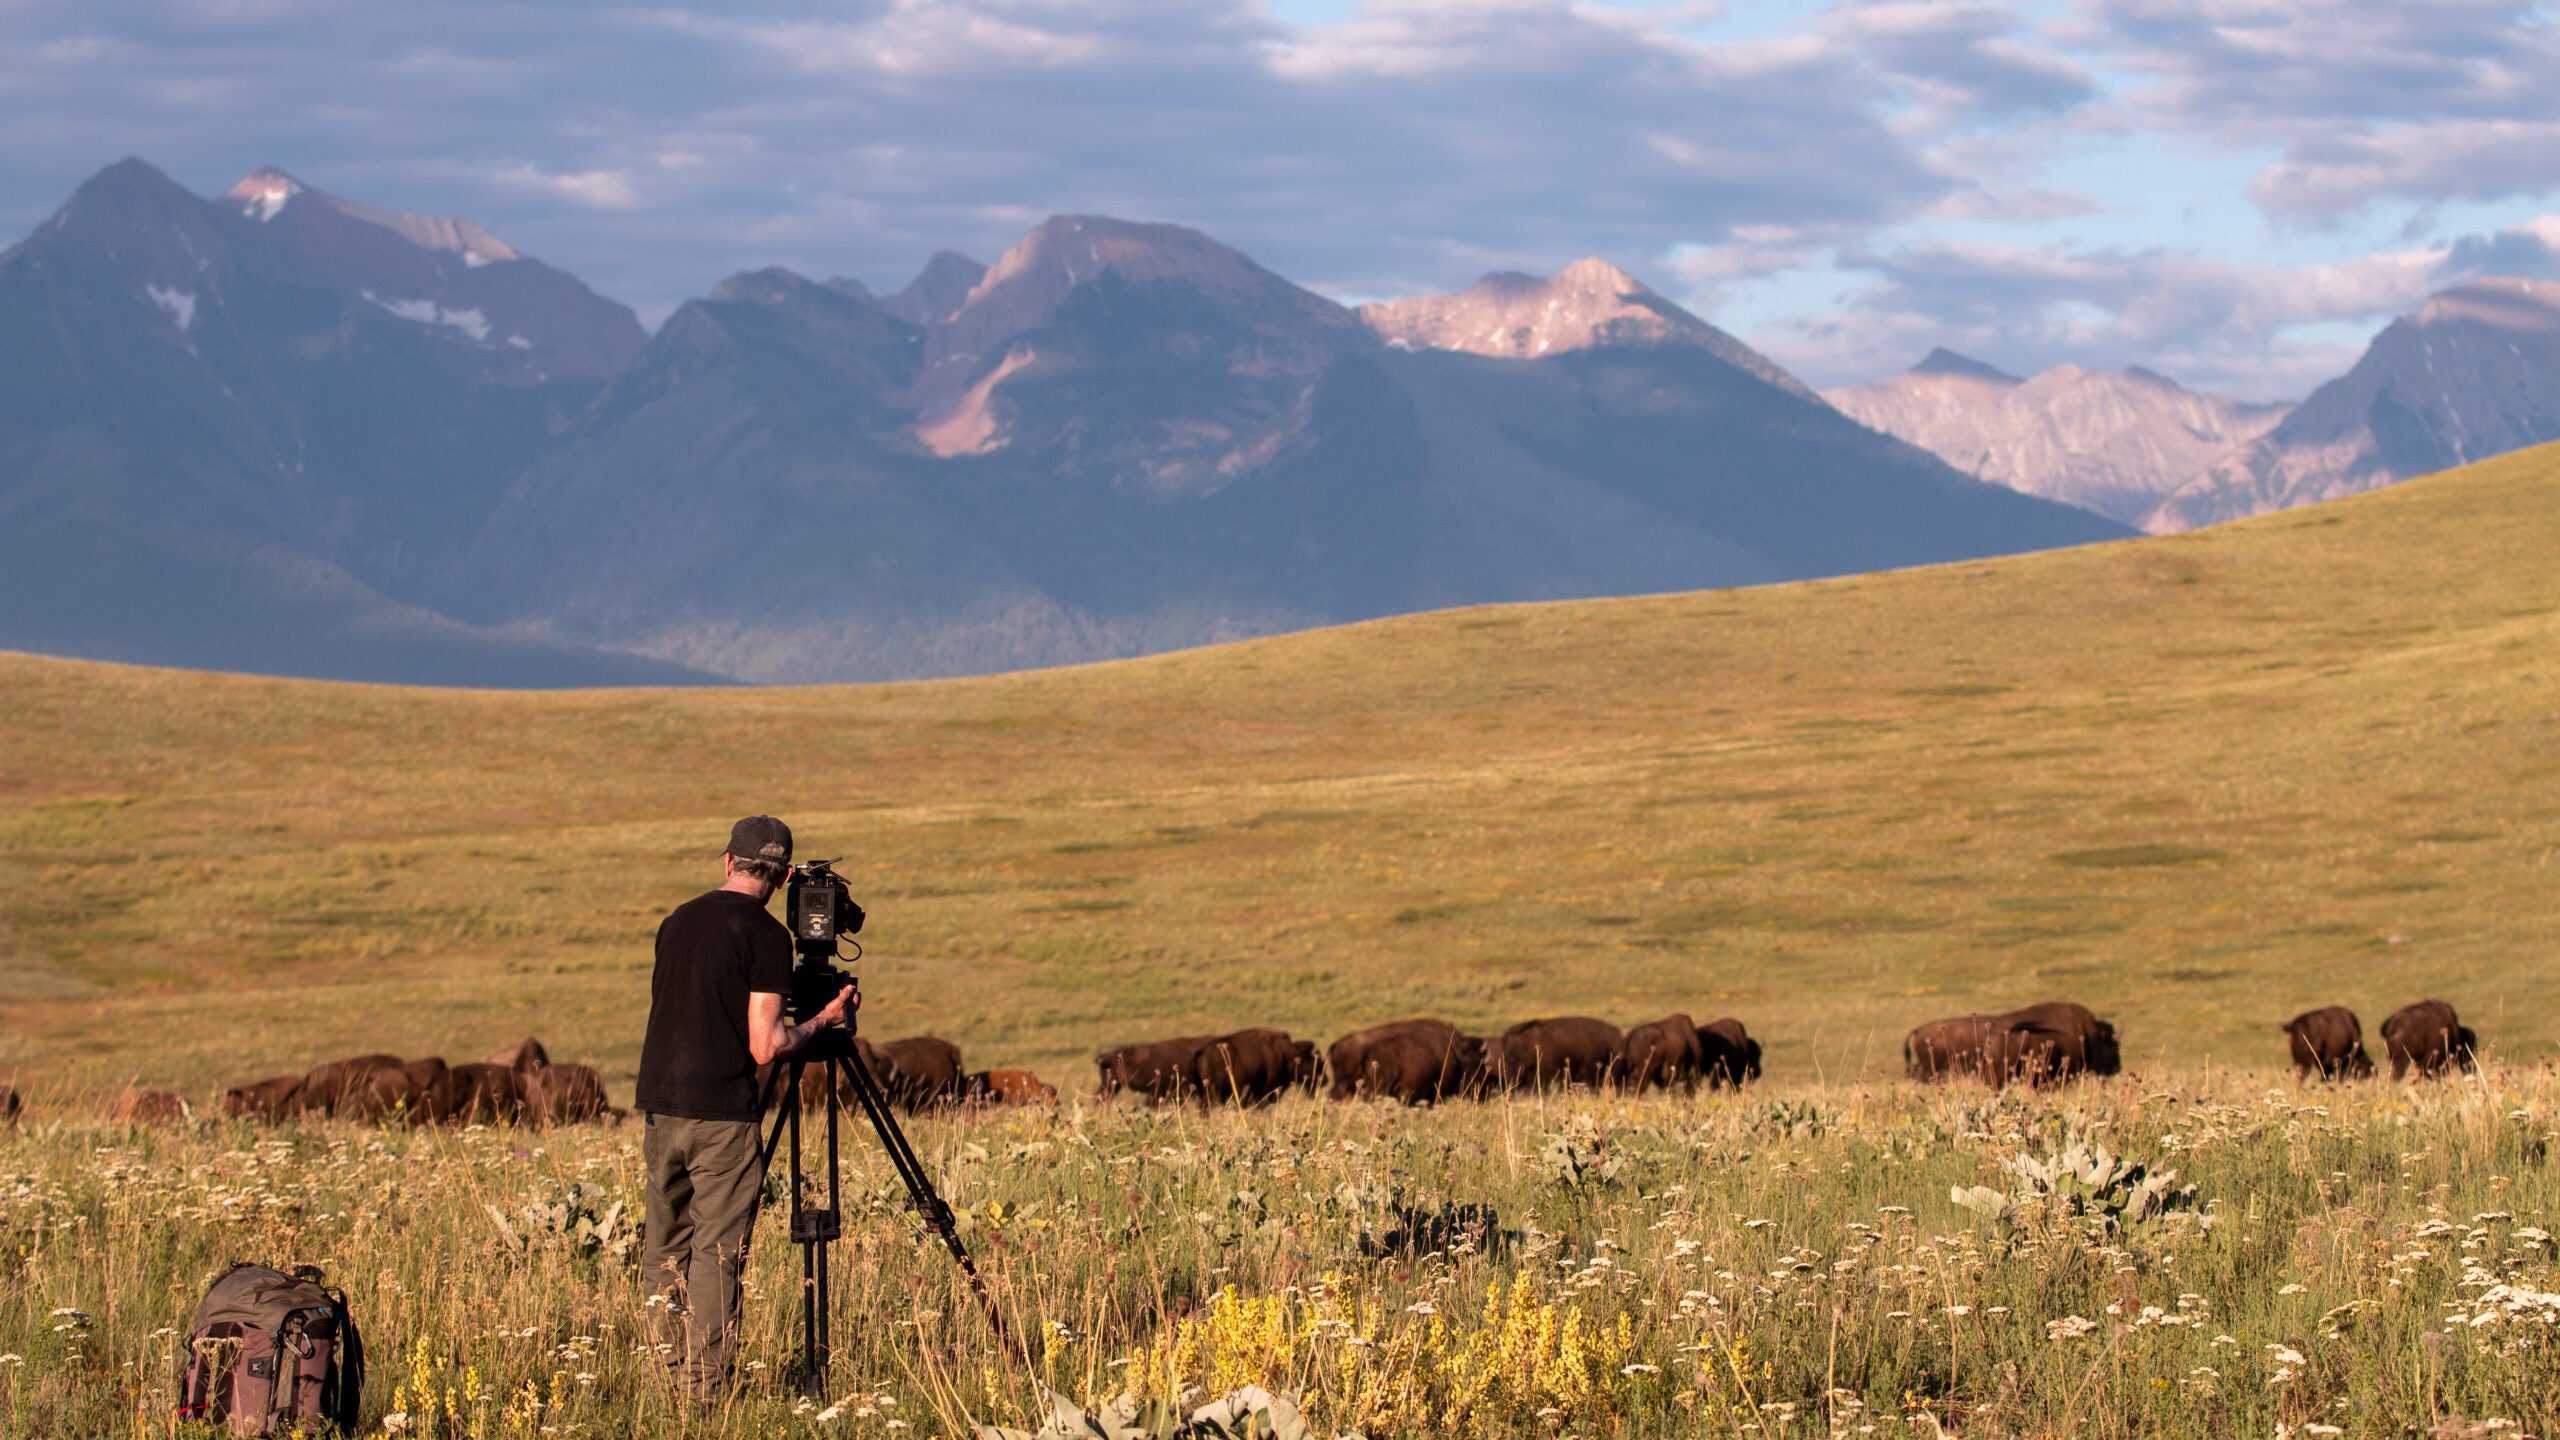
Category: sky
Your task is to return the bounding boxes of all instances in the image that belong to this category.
[7,0,2560,402]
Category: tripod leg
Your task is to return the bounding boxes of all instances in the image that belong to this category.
[831,1052,1010,1340]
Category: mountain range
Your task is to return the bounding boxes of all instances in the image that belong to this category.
[0,160,2126,685]
[1829,277,2560,535]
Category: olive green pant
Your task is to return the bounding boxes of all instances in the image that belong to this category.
[642,1112,768,1400]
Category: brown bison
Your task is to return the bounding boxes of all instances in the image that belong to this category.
[486,1036,551,1073]
[1905,1015,1998,1082]
[963,1069,1059,1106]
[2285,1006,2374,1081]
[1327,1020,1486,1104]
[1099,1035,1218,1103]
[346,1057,449,1122]
[111,1086,189,1124]
[1906,1002,2119,1087]
[1194,1029,1321,1108]
[525,1063,616,1125]
[1484,1017,1623,1092]
[423,1062,526,1124]
[1621,1015,1707,1092]
[874,1036,965,1110]
[1697,1017,1764,1088]
[299,1053,403,1114]
[2381,1000,2478,1080]
[222,1075,306,1120]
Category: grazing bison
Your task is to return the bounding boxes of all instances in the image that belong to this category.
[1194,1029,1320,1108]
[1999,1001,2121,1084]
[963,1069,1059,1106]
[299,1053,403,1114]
[1697,1017,1764,1088]
[422,1062,525,1125]
[1905,1015,1996,1083]
[1485,1017,1624,1092]
[347,1057,449,1122]
[2285,1007,2374,1081]
[2381,1000,2478,1080]
[1099,1035,1218,1104]
[486,1036,551,1074]
[1907,1002,2119,1087]
[1621,1015,1707,1092]
[1327,1020,1487,1104]
[526,1063,616,1126]
[222,1075,306,1120]
[111,1086,189,1124]
[875,1036,965,1110]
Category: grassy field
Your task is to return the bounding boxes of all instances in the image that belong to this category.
[3,1074,2556,1437]
[1,443,2557,1098]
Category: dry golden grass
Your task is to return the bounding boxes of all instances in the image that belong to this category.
[2,442,2556,1098]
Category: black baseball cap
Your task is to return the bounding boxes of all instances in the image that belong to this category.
[725,815,793,864]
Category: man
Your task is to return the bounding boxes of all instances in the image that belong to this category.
[637,815,853,1402]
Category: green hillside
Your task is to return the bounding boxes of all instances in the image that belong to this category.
[4,443,2556,1095]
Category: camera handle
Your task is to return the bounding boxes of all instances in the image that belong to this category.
[753,1001,1008,1398]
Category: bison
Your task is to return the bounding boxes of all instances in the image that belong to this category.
[963,1069,1059,1106]
[345,1057,449,1122]
[1194,1029,1321,1108]
[2285,1006,2374,1081]
[1484,1017,1624,1092]
[1099,1035,1218,1104]
[874,1036,965,1110]
[111,1086,189,1124]
[299,1053,403,1114]
[1621,1015,1707,1092]
[423,1062,525,1125]
[1326,1020,1486,1104]
[1906,1002,2119,1087]
[222,1075,307,1120]
[525,1063,616,1126]
[1697,1017,1763,1088]
[2381,1000,2478,1080]
[0,1085,19,1125]
[486,1036,551,1074]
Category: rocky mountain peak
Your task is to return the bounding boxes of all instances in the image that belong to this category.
[2411,275,2560,333]
[1357,257,1818,399]
[225,167,303,222]
[1826,360,2289,527]
[1908,347,2019,384]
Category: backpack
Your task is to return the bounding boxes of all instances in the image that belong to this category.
[176,1263,365,1436]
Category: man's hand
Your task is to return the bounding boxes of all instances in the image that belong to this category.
[811,985,856,1031]
[749,986,859,1065]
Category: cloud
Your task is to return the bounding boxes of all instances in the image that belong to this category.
[0,0,1985,320]
[2086,0,2560,218]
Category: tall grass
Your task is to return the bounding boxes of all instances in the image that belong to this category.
[4,1067,2555,1437]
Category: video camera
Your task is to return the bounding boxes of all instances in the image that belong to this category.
[784,858,865,1023]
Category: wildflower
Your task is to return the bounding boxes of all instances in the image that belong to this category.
[2046,1315,2099,1342]
[2279,1283,2306,1295]
[381,1415,412,1435]
[0,1355,21,1366]
[815,1402,846,1423]
[2306,1428,2342,1436]
[1944,1306,1971,1317]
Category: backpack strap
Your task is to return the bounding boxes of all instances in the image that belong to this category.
[323,1286,365,1434]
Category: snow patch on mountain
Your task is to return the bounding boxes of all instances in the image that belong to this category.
[229,170,299,223]
[365,292,492,342]
[145,284,196,331]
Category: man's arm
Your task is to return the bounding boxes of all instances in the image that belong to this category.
[748,987,855,1066]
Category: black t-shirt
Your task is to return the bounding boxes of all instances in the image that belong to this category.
[635,888,793,1122]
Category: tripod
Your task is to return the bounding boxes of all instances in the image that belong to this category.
[754,986,1001,1399]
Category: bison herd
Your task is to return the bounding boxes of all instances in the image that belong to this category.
[2285,999,2480,1081]
[212,1035,617,1128]
[1089,1013,1765,1106]
[55,994,2504,1129]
